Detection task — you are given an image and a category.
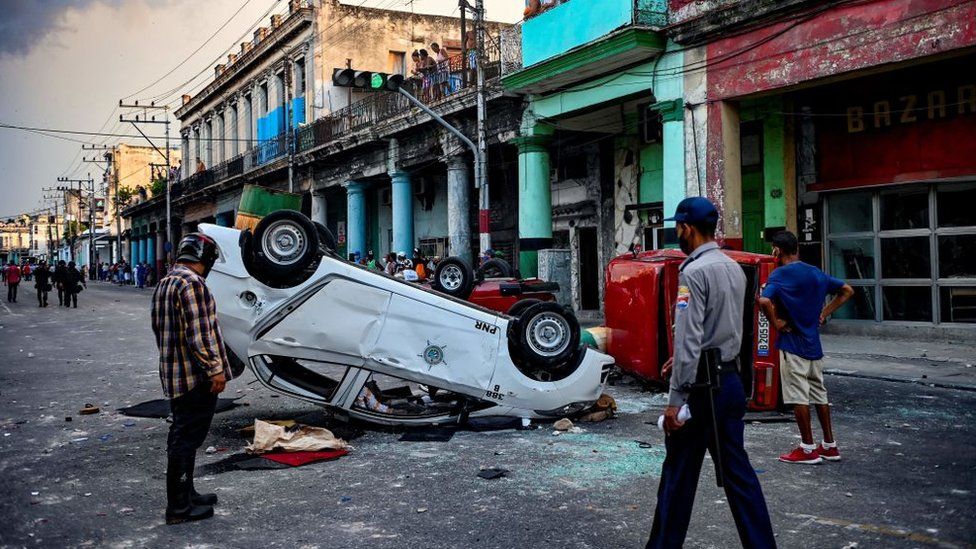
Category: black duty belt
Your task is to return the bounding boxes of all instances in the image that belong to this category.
[716,359,739,374]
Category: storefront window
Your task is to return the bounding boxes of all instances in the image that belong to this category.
[832,286,876,320]
[880,237,930,279]
[828,238,875,279]
[940,286,976,323]
[826,183,976,323]
[882,286,932,322]
[938,235,976,278]
[828,192,872,233]
[881,189,928,230]
[937,186,976,228]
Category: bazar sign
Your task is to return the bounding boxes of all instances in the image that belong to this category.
[846,84,975,133]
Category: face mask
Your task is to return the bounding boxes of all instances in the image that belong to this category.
[678,225,693,255]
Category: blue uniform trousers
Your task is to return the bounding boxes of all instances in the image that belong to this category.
[647,372,776,548]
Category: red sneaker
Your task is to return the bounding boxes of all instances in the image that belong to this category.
[778,446,822,464]
[817,444,841,461]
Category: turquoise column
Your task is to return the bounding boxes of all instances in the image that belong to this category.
[129,235,136,266]
[344,181,367,261]
[650,44,686,232]
[390,171,414,255]
[138,237,146,264]
[146,234,156,267]
[650,99,686,230]
[514,134,553,277]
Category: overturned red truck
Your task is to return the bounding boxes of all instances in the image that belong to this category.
[604,249,782,412]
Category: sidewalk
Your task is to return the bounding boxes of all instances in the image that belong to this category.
[821,333,976,391]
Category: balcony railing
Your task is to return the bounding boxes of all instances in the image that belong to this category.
[175,41,502,199]
[504,0,667,74]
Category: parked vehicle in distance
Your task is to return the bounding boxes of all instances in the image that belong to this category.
[200,210,614,426]
[604,248,782,412]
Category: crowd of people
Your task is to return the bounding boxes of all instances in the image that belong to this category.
[408,32,477,102]
[352,248,439,282]
[2,259,86,307]
[94,260,162,289]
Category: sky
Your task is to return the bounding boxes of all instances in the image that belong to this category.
[0,0,523,219]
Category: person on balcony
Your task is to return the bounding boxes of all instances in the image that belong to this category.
[196,158,206,174]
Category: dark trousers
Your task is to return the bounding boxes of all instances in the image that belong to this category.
[64,291,77,308]
[37,288,48,306]
[648,372,776,549]
[167,383,218,460]
[7,282,17,302]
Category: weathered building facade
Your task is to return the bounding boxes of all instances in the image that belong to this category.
[127,0,513,271]
[501,0,671,314]
[667,0,976,327]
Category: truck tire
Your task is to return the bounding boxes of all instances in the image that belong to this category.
[431,256,475,299]
[509,302,581,368]
[506,298,542,318]
[477,258,513,279]
[252,210,319,285]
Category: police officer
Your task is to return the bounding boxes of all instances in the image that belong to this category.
[647,197,776,548]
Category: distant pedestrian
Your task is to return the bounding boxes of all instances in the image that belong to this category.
[759,231,854,464]
[151,233,230,524]
[34,261,52,307]
[64,261,85,309]
[124,263,132,285]
[22,263,32,282]
[5,261,21,303]
[53,260,67,306]
[136,262,147,289]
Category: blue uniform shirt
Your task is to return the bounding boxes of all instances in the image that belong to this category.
[761,261,845,361]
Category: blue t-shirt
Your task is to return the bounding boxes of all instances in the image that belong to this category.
[761,262,845,360]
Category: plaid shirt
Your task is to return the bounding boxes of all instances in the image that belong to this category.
[151,264,231,398]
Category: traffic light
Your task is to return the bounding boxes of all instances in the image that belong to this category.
[332,68,404,92]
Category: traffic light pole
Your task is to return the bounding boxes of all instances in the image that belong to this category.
[474,0,491,256]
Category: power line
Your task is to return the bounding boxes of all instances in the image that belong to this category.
[123,0,257,100]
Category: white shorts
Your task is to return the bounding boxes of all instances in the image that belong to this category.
[780,350,829,405]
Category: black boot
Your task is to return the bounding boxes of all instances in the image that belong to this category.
[165,456,214,525]
[187,455,218,506]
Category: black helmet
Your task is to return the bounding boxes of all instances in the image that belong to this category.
[176,233,219,268]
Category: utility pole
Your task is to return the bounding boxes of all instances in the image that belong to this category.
[83,144,114,263]
[56,176,93,263]
[83,150,110,274]
[284,57,294,192]
[474,0,491,256]
[119,101,172,263]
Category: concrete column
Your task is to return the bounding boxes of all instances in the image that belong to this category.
[705,100,743,248]
[311,191,327,226]
[344,181,367,260]
[513,134,553,278]
[146,234,156,268]
[390,171,414,255]
[129,235,136,266]
[650,99,687,230]
[446,155,472,264]
[156,230,166,276]
[181,134,190,179]
[138,237,147,264]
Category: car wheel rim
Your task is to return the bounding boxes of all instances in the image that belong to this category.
[440,264,463,291]
[262,220,307,266]
[526,311,570,358]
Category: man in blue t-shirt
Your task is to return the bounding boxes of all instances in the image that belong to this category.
[759,231,853,465]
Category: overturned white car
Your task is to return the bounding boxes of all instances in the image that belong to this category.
[200,211,614,426]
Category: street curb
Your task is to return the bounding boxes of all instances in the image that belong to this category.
[824,369,976,393]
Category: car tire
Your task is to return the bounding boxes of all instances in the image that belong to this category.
[313,221,338,253]
[477,258,513,279]
[252,210,320,284]
[509,301,581,368]
[431,256,475,299]
[507,298,542,318]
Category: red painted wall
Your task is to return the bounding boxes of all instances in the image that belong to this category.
[705,0,976,101]
[804,56,976,190]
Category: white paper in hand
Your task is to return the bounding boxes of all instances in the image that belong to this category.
[657,404,692,431]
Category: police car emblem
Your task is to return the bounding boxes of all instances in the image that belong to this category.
[420,341,446,368]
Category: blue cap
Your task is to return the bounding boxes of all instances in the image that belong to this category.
[664,197,719,224]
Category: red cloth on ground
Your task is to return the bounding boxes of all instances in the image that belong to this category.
[260,449,349,467]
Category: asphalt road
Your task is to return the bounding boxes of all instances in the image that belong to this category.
[1,283,974,548]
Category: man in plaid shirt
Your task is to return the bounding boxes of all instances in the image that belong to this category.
[151,233,231,524]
